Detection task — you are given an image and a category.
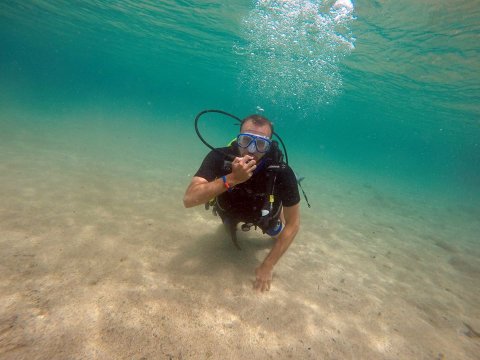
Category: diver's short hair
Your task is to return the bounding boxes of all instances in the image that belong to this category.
[240,114,274,137]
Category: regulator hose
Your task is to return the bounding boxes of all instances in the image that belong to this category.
[194,109,289,165]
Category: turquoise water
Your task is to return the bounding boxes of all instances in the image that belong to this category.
[1,1,480,357]
[1,0,479,202]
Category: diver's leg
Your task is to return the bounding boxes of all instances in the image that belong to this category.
[219,213,241,250]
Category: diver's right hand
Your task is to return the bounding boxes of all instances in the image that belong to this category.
[230,155,256,185]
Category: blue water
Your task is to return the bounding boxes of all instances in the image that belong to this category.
[1,1,480,357]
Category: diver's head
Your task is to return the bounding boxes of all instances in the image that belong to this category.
[237,114,273,162]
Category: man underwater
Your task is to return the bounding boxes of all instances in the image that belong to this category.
[183,114,300,292]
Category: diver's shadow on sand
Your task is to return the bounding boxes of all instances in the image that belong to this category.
[165,224,274,289]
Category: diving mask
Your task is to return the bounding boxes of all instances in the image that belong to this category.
[236,133,272,153]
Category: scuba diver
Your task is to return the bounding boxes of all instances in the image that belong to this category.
[183,113,301,292]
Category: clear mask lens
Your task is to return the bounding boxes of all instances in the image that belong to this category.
[247,142,257,153]
[237,133,271,153]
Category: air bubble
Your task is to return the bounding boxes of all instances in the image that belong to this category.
[237,0,356,109]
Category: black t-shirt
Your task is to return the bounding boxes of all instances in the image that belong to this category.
[194,145,300,223]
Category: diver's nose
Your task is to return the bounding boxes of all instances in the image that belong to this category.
[247,142,256,153]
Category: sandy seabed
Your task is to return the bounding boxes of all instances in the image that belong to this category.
[1,116,479,359]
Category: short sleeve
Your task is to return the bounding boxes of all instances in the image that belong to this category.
[279,166,301,207]
[194,150,222,182]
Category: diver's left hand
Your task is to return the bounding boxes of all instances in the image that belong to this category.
[254,264,273,292]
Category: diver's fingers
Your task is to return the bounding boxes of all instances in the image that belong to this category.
[245,158,256,169]
[242,159,255,170]
[253,278,268,292]
[243,155,254,163]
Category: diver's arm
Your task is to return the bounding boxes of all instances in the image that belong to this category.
[254,203,300,291]
[183,175,236,208]
[183,156,257,208]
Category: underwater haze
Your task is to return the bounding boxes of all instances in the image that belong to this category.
[1,1,479,197]
[1,1,480,359]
